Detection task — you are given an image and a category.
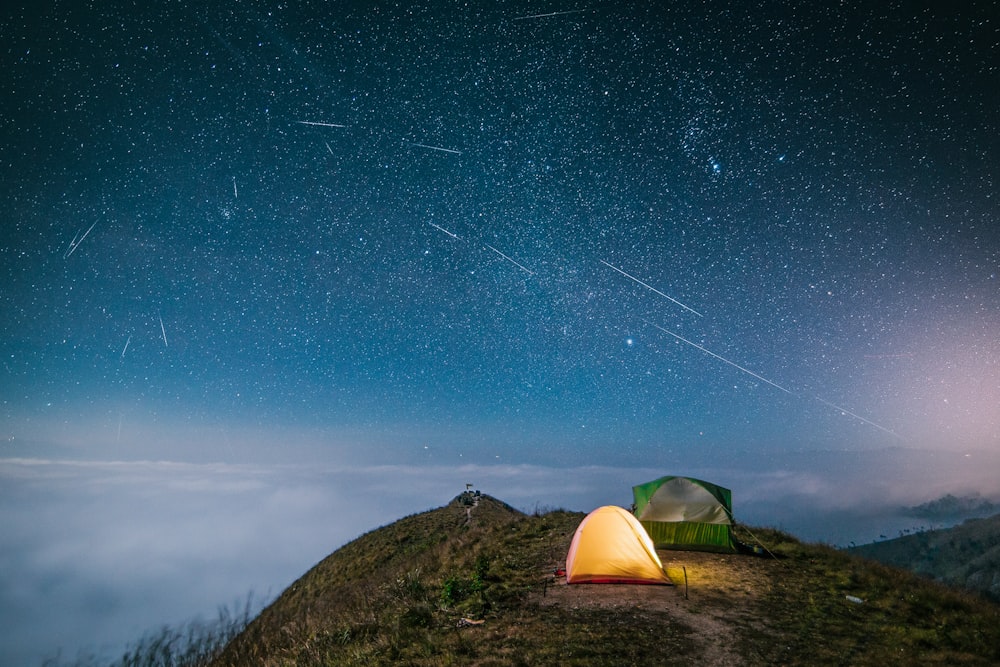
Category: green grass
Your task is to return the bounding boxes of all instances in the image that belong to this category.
[735,528,1000,665]
[848,513,1000,603]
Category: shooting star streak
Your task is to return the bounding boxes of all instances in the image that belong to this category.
[325,141,334,155]
[513,8,594,20]
[408,142,462,155]
[64,231,79,256]
[646,320,793,394]
[232,177,238,198]
[159,315,168,347]
[120,335,131,360]
[814,397,900,438]
[63,221,97,258]
[296,120,347,128]
[428,221,459,239]
[600,260,702,316]
[485,244,534,276]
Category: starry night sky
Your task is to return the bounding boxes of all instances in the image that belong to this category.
[5,2,997,467]
[1,2,999,662]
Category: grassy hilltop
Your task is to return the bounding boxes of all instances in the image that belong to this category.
[849,512,1000,603]
[210,493,1000,666]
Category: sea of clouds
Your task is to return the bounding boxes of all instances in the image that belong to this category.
[2,447,998,665]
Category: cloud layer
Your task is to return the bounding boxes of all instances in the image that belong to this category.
[2,450,998,664]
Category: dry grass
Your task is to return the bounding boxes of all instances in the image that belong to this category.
[204,498,1000,666]
[737,528,1000,665]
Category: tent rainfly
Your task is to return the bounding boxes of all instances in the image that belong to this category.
[632,476,737,553]
[565,505,671,584]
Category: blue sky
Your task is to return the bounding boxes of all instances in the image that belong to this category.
[2,0,998,663]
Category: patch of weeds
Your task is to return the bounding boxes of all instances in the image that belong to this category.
[441,554,492,610]
[441,575,471,606]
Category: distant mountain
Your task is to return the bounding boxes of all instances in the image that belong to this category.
[849,513,1000,602]
[206,491,1000,666]
[905,493,1000,522]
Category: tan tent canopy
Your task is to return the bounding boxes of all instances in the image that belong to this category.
[566,505,671,585]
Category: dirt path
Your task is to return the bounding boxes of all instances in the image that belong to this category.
[536,550,775,666]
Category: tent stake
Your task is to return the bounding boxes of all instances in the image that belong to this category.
[683,566,688,600]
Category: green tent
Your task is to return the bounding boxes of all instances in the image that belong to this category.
[632,476,736,553]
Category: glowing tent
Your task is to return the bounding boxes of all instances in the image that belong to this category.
[632,476,737,553]
[565,505,671,584]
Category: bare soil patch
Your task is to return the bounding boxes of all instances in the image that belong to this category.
[536,549,776,666]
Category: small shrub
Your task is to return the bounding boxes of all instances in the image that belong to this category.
[441,575,469,606]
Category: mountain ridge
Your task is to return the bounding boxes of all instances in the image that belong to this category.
[213,493,1000,666]
[848,512,1000,603]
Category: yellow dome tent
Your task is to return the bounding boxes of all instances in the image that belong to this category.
[566,505,671,585]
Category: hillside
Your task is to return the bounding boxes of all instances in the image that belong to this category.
[849,513,1000,603]
[214,492,1000,666]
